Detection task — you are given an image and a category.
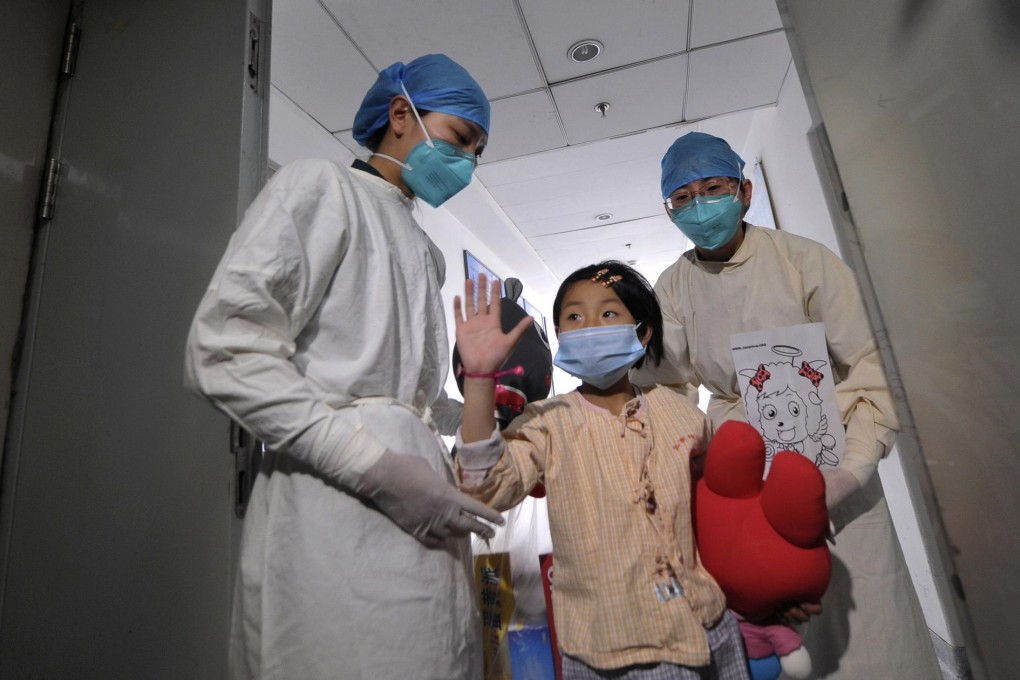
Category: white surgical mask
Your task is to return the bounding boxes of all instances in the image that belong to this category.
[553,325,646,389]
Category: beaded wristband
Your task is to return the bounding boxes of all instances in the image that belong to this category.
[459,365,524,379]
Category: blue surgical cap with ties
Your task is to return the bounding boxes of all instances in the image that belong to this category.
[352,53,491,147]
[660,132,746,199]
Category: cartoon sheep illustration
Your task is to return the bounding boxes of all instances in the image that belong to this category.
[739,345,838,469]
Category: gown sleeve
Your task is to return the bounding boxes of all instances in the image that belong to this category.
[184,159,388,486]
[802,242,899,486]
[430,388,464,436]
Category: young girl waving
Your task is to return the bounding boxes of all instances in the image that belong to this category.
[453,261,749,680]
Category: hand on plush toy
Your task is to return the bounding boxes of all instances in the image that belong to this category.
[778,601,823,626]
[694,420,832,680]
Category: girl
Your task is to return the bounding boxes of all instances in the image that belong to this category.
[452,261,749,680]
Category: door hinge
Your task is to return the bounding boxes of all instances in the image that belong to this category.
[61,21,82,77]
[38,158,61,221]
[246,13,263,94]
[230,421,265,518]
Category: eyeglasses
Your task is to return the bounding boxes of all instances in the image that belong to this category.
[664,176,739,212]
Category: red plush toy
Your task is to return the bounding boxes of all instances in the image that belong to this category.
[694,420,831,680]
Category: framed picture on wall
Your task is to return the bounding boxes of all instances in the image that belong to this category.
[520,297,548,336]
[463,250,504,299]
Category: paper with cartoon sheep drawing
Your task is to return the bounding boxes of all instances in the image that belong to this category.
[730,322,845,477]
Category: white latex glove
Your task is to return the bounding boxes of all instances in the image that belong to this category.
[821,467,862,510]
[780,645,812,679]
[355,450,504,547]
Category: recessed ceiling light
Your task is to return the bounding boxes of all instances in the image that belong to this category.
[568,39,603,63]
[595,213,613,221]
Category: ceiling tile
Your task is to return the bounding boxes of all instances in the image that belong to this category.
[441,181,560,293]
[690,0,784,49]
[319,0,544,98]
[511,195,647,238]
[488,154,660,212]
[530,216,667,251]
[534,216,689,281]
[551,55,688,145]
[490,180,662,242]
[271,0,378,132]
[477,123,694,187]
[685,31,791,120]
[519,0,690,83]
[481,91,566,164]
[522,198,665,241]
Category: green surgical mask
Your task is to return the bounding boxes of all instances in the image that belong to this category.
[670,193,742,250]
[373,83,476,208]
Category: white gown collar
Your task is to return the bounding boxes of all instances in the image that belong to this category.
[351,164,414,206]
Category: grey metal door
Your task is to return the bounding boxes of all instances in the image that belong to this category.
[780,1,1020,678]
[0,0,269,677]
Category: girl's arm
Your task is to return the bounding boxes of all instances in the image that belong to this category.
[452,275,533,443]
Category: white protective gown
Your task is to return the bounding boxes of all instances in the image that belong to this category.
[185,159,479,680]
[634,224,940,679]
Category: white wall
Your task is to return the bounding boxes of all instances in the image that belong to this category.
[742,65,841,254]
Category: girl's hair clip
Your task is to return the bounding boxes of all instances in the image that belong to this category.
[591,268,623,288]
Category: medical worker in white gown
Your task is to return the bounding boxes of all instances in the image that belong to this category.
[185,54,502,680]
[634,132,940,679]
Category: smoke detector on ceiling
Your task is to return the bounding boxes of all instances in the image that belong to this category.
[568,39,603,63]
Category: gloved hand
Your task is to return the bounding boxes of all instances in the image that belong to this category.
[820,468,861,510]
[355,450,504,547]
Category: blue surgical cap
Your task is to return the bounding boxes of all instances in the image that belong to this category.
[660,132,745,199]
[352,54,490,146]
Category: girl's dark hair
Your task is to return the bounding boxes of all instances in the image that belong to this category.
[551,260,665,368]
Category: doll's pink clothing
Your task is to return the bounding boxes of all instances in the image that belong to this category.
[735,613,803,658]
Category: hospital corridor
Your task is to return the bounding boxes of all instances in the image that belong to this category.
[2,1,1018,678]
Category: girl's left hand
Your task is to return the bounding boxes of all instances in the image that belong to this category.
[453,274,533,375]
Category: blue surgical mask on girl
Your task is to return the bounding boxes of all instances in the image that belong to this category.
[373,83,476,208]
[553,324,646,390]
[670,192,743,251]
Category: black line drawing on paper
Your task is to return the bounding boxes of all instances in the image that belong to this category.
[738,345,839,469]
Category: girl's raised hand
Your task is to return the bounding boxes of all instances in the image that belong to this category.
[453,274,534,375]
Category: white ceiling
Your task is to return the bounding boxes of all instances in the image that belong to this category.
[270,0,792,296]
